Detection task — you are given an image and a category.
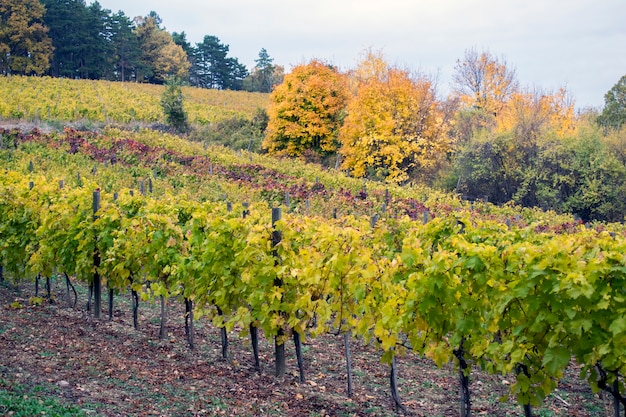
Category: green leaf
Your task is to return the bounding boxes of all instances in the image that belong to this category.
[609,316,626,336]
[542,346,570,375]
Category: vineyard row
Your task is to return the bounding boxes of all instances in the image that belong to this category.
[1,171,626,416]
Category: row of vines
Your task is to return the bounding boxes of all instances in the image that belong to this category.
[2,126,587,230]
[0,76,268,124]
[2,165,626,416]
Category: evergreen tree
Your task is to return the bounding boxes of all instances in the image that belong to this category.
[192,35,247,90]
[161,77,189,133]
[223,57,248,90]
[41,0,108,79]
[243,48,282,92]
[110,10,141,81]
[82,1,113,79]
[194,35,228,89]
[254,47,274,92]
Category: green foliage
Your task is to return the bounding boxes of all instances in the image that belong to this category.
[5,125,626,413]
[41,0,110,79]
[191,109,267,152]
[191,35,248,90]
[243,48,284,93]
[558,127,626,222]
[598,74,626,131]
[0,386,92,417]
[161,79,190,134]
[451,120,626,222]
[453,129,515,203]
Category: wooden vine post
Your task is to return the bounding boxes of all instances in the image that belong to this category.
[28,180,41,296]
[372,213,405,413]
[271,207,285,377]
[243,203,261,372]
[338,207,354,398]
[217,202,234,358]
[92,189,101,319]
[455,219,471,417]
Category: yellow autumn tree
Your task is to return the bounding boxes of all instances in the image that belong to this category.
[0,0,53,75]
[338,50,449,184]
[495,87,576,139]
[135,14,190,84]
[263,59,349,158]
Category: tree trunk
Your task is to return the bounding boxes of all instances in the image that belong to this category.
[454,344,471,417]
[35,274,40,297]
[45,277,51,300]
[390,355,406,413]
[614,378,621,417]
[523,403,533,417]
[294,331,305,383]
[108,288,114,321]
[184,298,194,350]
[64,273,77,308]
[516,364,533,417]
[217,307,228,359]
[93,270,101,319]
[275,329,286,377]
[86,283,93,312]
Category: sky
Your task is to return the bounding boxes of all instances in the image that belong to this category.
[95,0,626,110]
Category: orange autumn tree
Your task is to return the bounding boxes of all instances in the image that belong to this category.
[338,51,449,183]
[263,59,348,159]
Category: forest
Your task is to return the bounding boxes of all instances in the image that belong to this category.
[262,51,626,224]
[0,0,283,91]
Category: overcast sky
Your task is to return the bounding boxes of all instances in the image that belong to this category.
[95,0,625,109]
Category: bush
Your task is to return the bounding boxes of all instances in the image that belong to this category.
[160,79,190,134]
[191,108,268,152]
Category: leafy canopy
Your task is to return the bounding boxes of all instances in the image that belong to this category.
[338,50,450,184]
[263,59,348,158]
[598,74,626,131]
[0,0,53,75]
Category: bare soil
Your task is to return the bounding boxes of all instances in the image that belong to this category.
[0,278,612,417]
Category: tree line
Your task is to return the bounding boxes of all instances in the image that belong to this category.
[0,0,284,92]
[262,49,626,223]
